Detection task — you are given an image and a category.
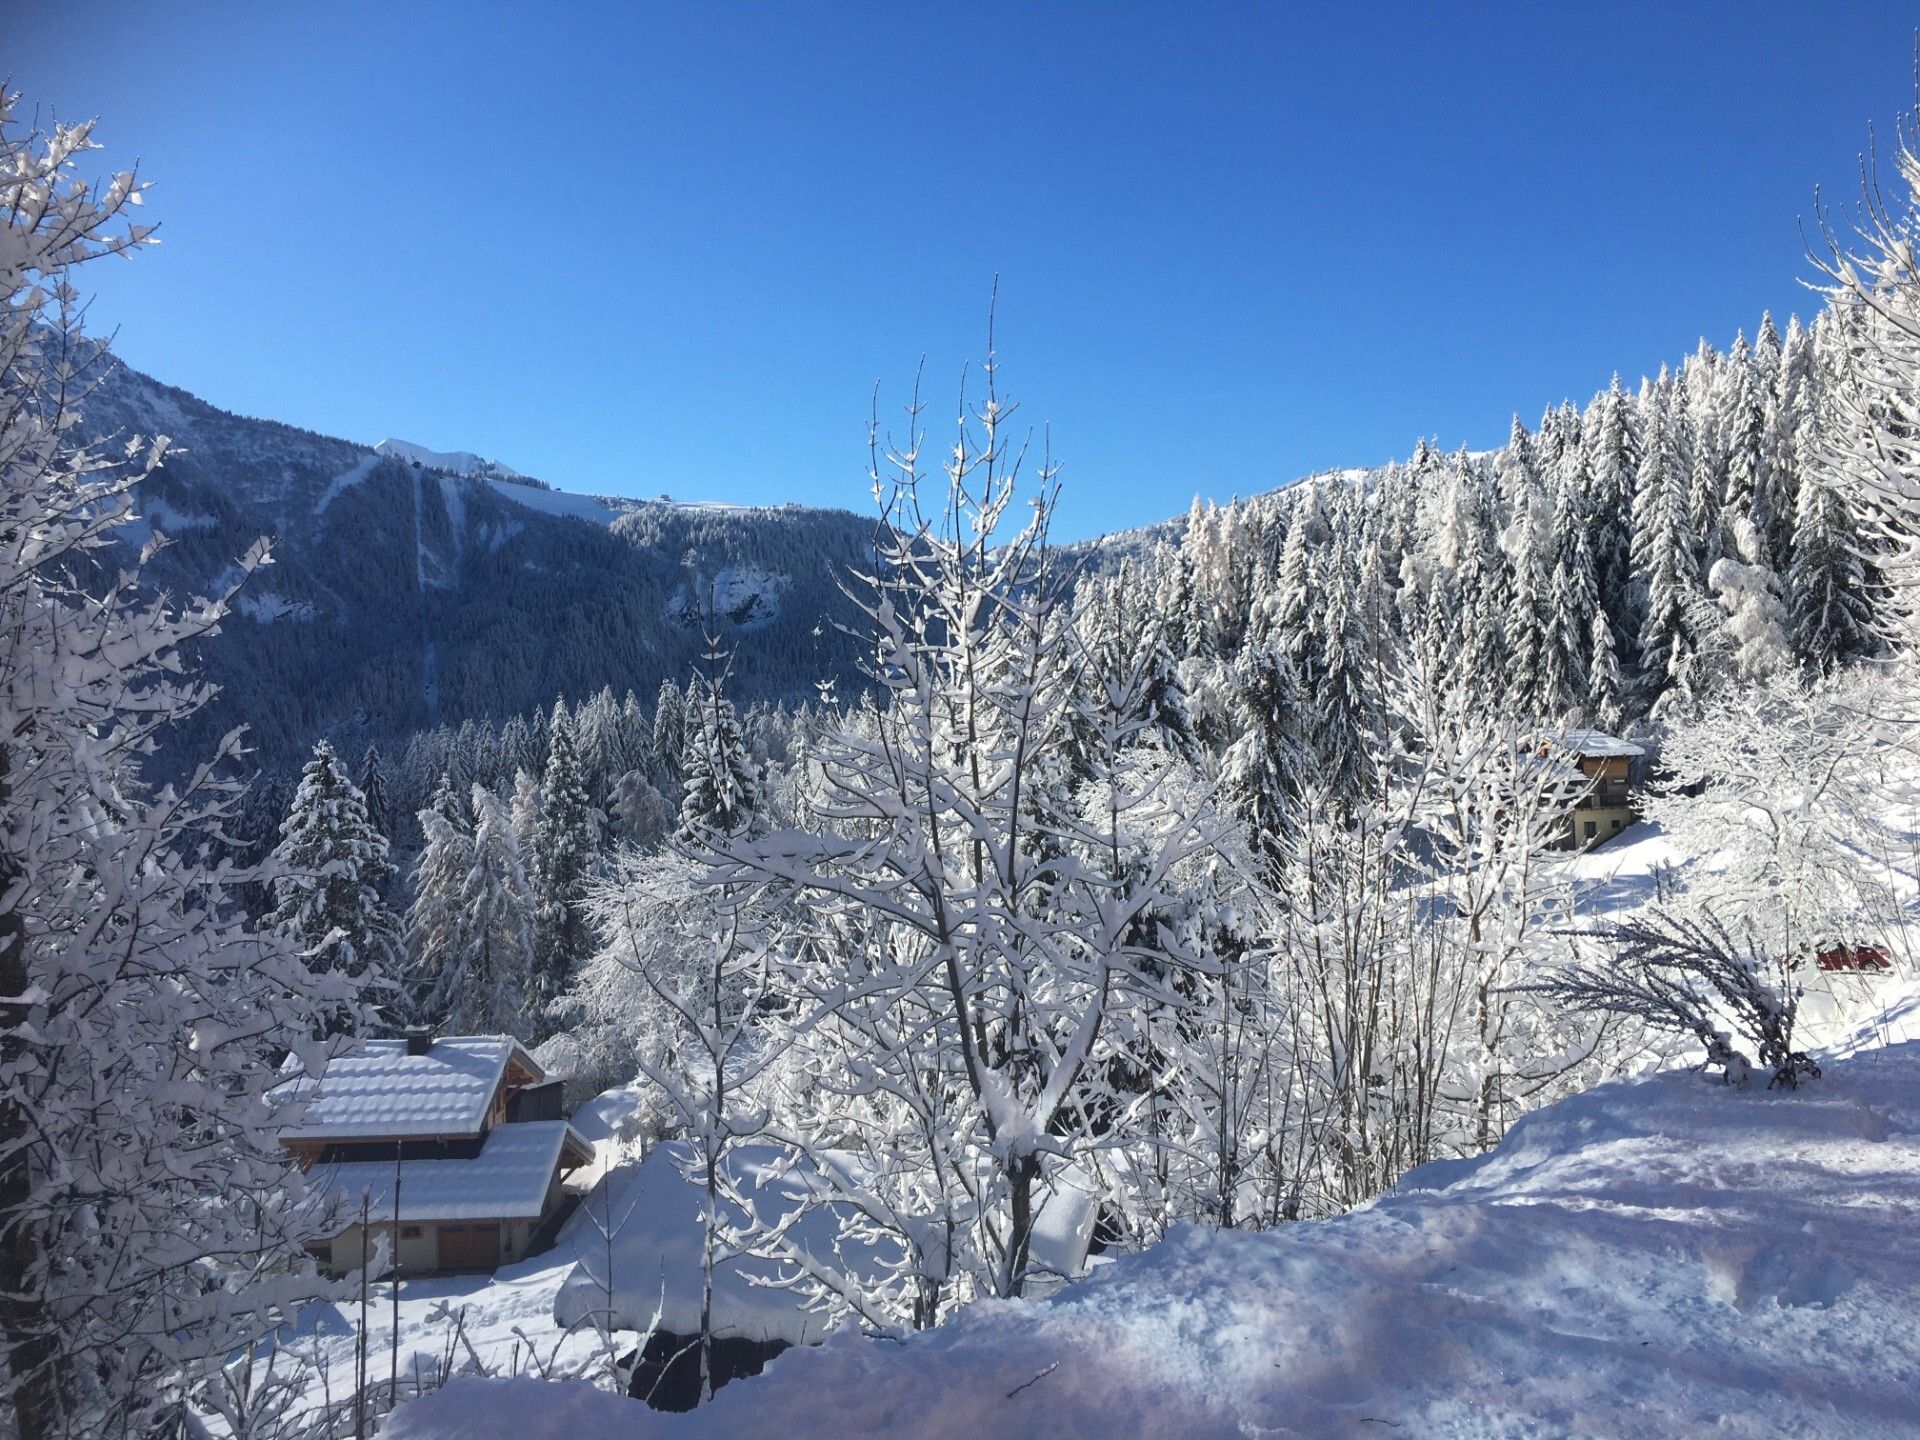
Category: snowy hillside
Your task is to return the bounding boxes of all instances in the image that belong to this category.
[387,1039,1920,1440]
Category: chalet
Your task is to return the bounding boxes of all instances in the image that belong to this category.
[1552,729,1645,850]
[281,1032,593,1276]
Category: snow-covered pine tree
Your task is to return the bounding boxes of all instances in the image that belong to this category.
[451,785,536,1034]
[1788,460,1874,672]
[404,800,475,1026]
[358,743,395,850]
[1708,519,1793,682]
[1587,607,1628,731]
[508,766,544,854]
[530,699,598,1027]
[1720,331,1766,564]
[269,740,400,1031]
[1632,385,1703,711]
[1542,448,1598,714]
[1583,375,1640,638]
[676,665,764,844]
[0,94,358,1437]
[652,677,687,780]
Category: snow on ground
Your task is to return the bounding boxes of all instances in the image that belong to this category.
[388,1040,1920,1440]
[273,1241,607,1428]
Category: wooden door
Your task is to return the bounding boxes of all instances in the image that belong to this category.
[436,1222,500,1270]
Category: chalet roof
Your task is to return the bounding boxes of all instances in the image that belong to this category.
[281,1034,542,1142]
[310,1120,591,1227]
[1558,729,1646,759]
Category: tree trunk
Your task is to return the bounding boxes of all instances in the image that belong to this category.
[0,741,59,1440]
[1004,1154,1039,1298]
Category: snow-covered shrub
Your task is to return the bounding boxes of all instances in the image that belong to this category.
[1527,909,1820,1089]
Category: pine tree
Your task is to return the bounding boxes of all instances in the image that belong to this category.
[451,785,536,1034]
[677,669,764,844]
[1542,469,1597,714]
[358,743,395,848]
[1587,607,1627,732]
[653,678,686,780]
[1788,465,1874,673]
[405,803,475,1025]
[269,741,400,1030]
[1720,332,1766,563]
[530,699,598,1028]
[1633,396,1702,710]
[509,767,544,854]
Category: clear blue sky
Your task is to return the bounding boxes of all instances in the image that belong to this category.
[8,2,1915,538]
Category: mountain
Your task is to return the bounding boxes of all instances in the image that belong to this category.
[78,353,878,774]
[372,436,529,482]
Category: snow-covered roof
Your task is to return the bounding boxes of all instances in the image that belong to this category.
[309,1120,589,1227]
[1558,729,1645,759]
[281,1035,541,1141]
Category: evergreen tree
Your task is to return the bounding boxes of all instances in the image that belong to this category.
[1588,607,1627,732]
[268,741,400,1030]
[358,743,395,848]
[530,699,598,1026]
[448,785,536,1034]
[677,669,765,843]
[509,767,544,854]
[1720,332,1767,565]
[1633,400,1703,711]
[404,803,474,1026]
[1788,466,1875,673]
[1542,470,1597,714]
[653,678,687,780]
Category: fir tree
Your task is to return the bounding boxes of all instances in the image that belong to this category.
[268,740,400,1030]
[530,699,598,1029]
[653,678,687,779]
[1788,466,1874,673]
[1633,400,1703,712]
[450,785,536,1034]
[1588,607,1627,732]
[677,669,764,844]
[358,743,395,848]
[404,803,474,1025]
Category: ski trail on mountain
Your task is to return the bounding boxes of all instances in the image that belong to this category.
[411,465,440,726]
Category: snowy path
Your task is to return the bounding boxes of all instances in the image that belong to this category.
[390,1041,1920,1440]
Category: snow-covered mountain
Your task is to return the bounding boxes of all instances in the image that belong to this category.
[373,436,529,482]
[77,352,876,772]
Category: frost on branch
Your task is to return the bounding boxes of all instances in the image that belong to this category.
[1523,910,1820,1090]
[0,91,359,1438]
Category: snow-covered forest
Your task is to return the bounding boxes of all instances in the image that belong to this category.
[7,66,1920,1440]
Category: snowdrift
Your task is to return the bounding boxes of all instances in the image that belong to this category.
[388,1043,1920,1439]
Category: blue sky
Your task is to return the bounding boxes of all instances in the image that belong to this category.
[9,2,1915,539]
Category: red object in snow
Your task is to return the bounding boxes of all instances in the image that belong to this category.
[1815,944,1893,973]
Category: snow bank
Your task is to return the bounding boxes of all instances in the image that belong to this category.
[551,1143,891,1347]
[395,1042,1920,1439]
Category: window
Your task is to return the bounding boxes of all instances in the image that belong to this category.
[1583,820,1597,839]
[400,1226,423,1239]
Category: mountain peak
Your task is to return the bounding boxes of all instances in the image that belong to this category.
[374,436,524,481]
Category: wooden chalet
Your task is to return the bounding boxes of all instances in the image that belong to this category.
[280,1032,593,1275]
[1551,729,1645,850]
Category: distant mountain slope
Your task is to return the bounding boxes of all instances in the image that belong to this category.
[78,354,876,773]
